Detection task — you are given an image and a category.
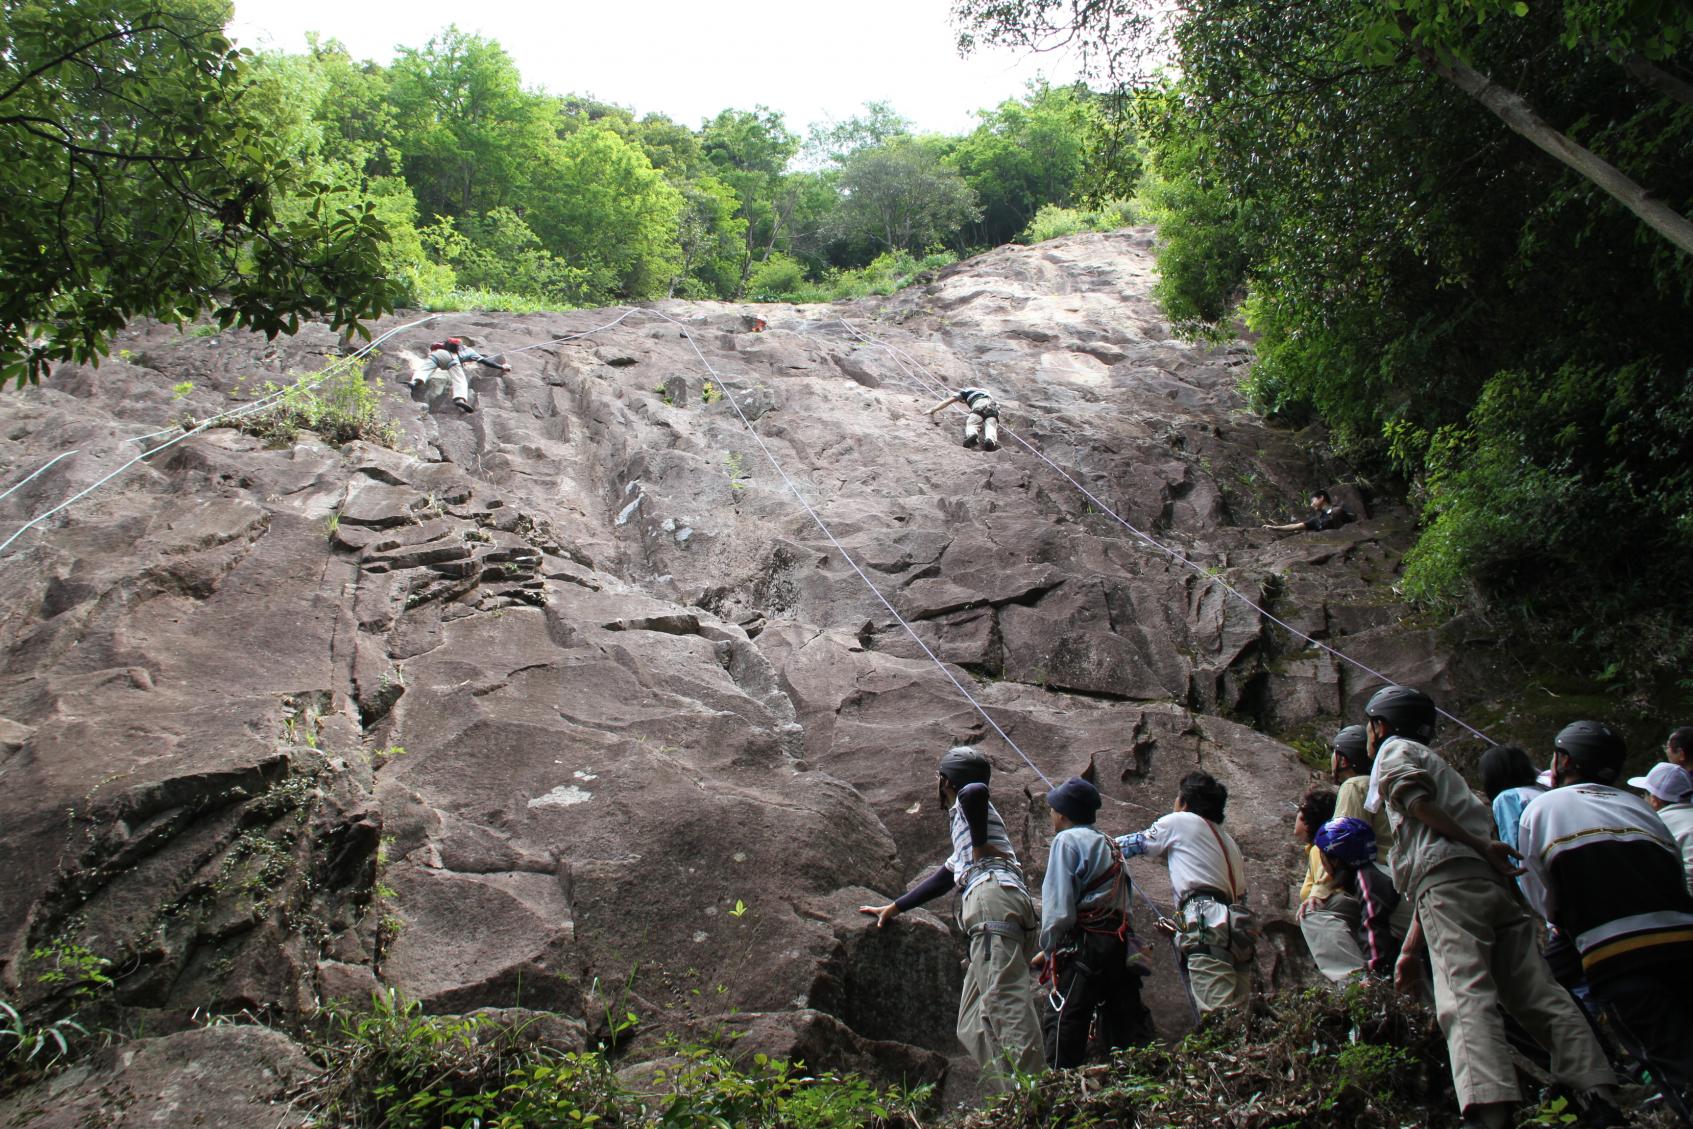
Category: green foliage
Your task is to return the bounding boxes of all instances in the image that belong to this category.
[0,0,400,389]
[28,941,114,1001]
[239,359,399,448]
[1019,198,1141,243]
[0,1000,88,1073]
[952,82,1101,245]
[303,989,919,1129]
[833,138,982,254]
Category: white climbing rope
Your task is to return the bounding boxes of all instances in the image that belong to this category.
[834,316,1498,746]
[0,450,80,503]
[635,306,1057,789]
[0,313,440,558]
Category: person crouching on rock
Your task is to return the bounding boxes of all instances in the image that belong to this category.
[927,386,1001,451]
[1117,771,1255,1016]
[1310,816,1405,981]
[859,746,1045,1088]
[1036,777,1155,1067]
[410,336,511,413]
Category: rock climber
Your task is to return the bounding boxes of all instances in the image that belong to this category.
[858,746,1044,1088]
[1262,488,1354,533]
[1117,771,1254,1016]
[927,386,1001,451]
[1518,721,1693,1123]
[1301,725,1403,982]
[1311,816,1404,980]
[1625,760,1693,891]
[410,336,511,413]
[1035,776,1154,1067]
[1365,687,1622,1129]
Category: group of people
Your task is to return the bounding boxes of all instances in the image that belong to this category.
[857,695,1693,1129]
[856,748,1254,1088]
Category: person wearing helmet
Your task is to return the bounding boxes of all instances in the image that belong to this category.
[1034,777,1155,1068]
[1312,817,1404,980]
[1331,723,1392,859]
[858,746,1044,1087]
[1293,785,1366,981]
[1518,722,1693,1124]
[411,336,511,413]
[926,386,1002,451]
[1116,772,1254,1016]
[1365,688,1621,1129]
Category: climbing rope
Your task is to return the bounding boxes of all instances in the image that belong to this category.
[833,317,1498,747]
[0,450,80,504]
[635,306,1056,789]
[0,313,440,558]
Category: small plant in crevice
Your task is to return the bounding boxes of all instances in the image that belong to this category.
[723,450,749,496]
[237,359,399,450]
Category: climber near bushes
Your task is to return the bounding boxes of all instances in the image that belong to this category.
[1035,776,1155,1067]
[857,746,1044,1088]
[927,386,1001,451]
[1263,488,1354,533]
[410,336,511,413]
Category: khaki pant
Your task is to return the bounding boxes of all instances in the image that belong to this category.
[1301,893,1413,982]
[1185,950,1250,1014]
[1418,876,1614,1109]
[958,879,1045,1087]
[964,411,999,449]
[415,350,472,405]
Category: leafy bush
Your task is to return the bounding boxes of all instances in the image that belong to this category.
[237,359,399,449]
[301,989,925,1129]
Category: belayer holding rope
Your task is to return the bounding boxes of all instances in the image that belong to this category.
[858,746,1045,1088]
[927,386,1001,451]
[1035,777,1155,1066]
[409,336,510,413]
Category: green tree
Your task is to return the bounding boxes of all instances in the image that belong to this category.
[951,82,1097,245]
[387,27,551,218]
[833,138,982,253]
[0,0,398,388]
[527,122,683,300]
[701,107,800,294]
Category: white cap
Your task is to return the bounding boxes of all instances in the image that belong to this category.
[1626,761,1693,803]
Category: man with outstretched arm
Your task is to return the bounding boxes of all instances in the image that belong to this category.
[1366,686,1622,1129]
[1035,777,1154,1067]
[859,746,1044,1087]
[1263,488,1353,533]
[926,386,1001,451]
[411,336,511,413]
[1116,771,1253,1015]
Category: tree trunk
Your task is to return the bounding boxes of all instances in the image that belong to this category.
[1620,52,1693,110]
[1416,47,1693,257]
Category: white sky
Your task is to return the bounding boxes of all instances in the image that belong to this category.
[227,0,1085,137]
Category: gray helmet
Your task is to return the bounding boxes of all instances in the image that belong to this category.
[1332,724,1369,770]
[938,745,991,788]
[1364,685,1437,743]
[1553,721,1626,784]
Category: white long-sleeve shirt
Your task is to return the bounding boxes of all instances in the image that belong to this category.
[1118,811,1245,905]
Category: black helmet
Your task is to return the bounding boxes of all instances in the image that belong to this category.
[938,745,991,788]
[1332,724,1369,770]
[1553,721,1626,784]
[1364,685,1437,743]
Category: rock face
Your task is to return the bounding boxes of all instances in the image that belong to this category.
[0,230,1496,1104]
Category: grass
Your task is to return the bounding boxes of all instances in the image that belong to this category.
[420,287,576,314]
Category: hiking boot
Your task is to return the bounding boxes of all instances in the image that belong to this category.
[1461,1103,1513,1129]
[1574,1095,1627,1128]
[982,440,1000,452]
[962,434,980,449]
[455,398,474,414]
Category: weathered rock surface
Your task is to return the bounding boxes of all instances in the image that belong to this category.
[0,230,1503,1107]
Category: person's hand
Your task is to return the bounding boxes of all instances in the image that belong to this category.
[857,903,898,929]
[1394,950,1422,995]
[501,363,512,372]
[1030,951,1048,971]
[1297,895,1324,921]
[1481,838,1524,878]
